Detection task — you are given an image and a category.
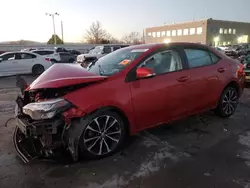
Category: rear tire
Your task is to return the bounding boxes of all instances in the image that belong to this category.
[32,64,44,76]
[79,110,126,159]
[214,86,239,118]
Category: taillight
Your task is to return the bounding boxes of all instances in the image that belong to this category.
[45,58,51,62]
[236,63,245,79]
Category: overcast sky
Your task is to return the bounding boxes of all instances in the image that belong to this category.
[1,0,250,42]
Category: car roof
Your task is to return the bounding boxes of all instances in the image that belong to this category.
[32,49,54,52]
[0,51,39,56]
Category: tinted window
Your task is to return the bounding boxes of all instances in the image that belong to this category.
[185,49,213,68]
[103,46,112,54]
[1,53,15,61]
[113,46,121,51]
[33,51,46,55]
[140,50,183,75]
[44,51,54,55]
[19,53,36,59]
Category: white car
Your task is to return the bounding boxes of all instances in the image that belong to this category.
[31,49,61,63]
[0,51,52,77]
[76,45,129,64]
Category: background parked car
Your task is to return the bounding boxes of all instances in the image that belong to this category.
[0,51,52,76]
[76,44,129,65]
[58,52,76,63]
[31,49,61,63]
[68,49,81,56]
[225,44,250,58]
[243,54,250,83]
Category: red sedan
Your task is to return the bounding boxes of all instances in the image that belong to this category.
[14,43,245,162]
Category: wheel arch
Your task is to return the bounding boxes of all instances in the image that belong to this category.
[89,106,131,136]
[224,80,240,95]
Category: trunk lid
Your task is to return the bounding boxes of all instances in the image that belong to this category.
[28,63,106,90]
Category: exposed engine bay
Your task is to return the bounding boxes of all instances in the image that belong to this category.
[14,77,89,163]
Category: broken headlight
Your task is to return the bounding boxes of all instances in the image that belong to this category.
[23,98,71,120]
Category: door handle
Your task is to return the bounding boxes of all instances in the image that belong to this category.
[177,76,190,82]
[217,67,226,73]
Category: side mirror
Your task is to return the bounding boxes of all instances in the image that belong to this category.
[0,57,2,62]
[136,67,154,79]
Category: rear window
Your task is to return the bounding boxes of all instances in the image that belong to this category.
[44,51,54,55]
[33,51,54,55]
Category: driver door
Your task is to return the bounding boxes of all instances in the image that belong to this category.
[0,53,17,76]
[129,48,190,130]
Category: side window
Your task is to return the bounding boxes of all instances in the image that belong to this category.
[103,47,112,54]
[46,51,54,55]
[19,53,36,59]
[209,52,220,64]
[140,50,183,75]
[113,46,120,51]
[2,53,15,61]
[184,49,213,68]
[34,51,45,55]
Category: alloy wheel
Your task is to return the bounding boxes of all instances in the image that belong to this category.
[221,88,238,115]
[83,115,122,156]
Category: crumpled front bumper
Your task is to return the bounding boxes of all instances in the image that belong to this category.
[13,126,41,163]
[13,116,64,163]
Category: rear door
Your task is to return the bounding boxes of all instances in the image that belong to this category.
[182,47,226,113]
[15,53,37,74]
[129,47,190,130]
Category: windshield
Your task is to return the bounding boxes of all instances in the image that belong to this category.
[88,48,144,76]
[89,46,103,54]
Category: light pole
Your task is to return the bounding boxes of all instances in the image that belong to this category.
[61,21,64,43]
[45,12,59,45]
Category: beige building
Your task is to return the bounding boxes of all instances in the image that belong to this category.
[145,18,250,46]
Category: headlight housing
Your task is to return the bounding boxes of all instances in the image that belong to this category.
[23,98,71,120]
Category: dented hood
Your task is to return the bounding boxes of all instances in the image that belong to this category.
[28,64,107,90]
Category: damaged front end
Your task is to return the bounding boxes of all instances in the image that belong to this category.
[14,83,87,163]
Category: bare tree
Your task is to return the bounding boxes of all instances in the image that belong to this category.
[85,21,108,44]
[122,32,142,44]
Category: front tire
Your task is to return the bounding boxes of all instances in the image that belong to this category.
[79,110,126,159]
[214,86,239,117]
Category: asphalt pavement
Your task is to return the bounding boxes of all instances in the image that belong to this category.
[0,75,35,89]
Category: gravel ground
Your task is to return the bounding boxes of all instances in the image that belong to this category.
[0,76,250,188]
